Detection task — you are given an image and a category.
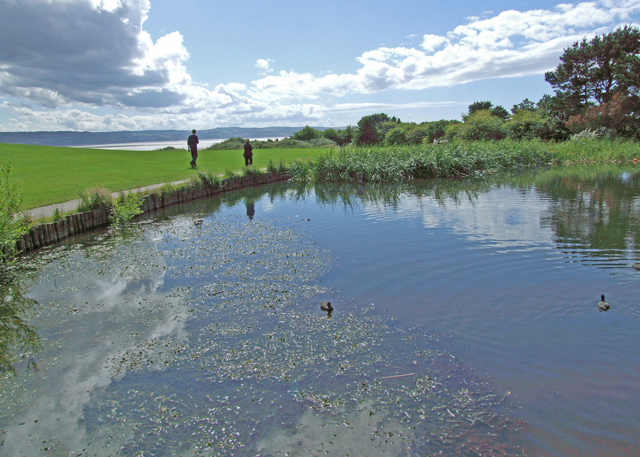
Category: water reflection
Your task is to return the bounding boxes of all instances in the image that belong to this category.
[246,199,255,220]
[305,165,640,267]
[1,234,190,455]
[0,271,41,378]
[533,166,640,263]
[2,165,640,456]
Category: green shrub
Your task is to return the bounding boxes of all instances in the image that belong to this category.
[110,193,143,228]
[196,171,221,190]
[288,158,313,182]
[446,110,506,141]
[504,110,554,140]
[0,164,29,263]
[78,186,112,212]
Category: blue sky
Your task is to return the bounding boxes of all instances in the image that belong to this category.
[1,0,639,132]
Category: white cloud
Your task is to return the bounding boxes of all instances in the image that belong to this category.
[421,34,449,53]
[246,0,640,102]
[255,58,274,75]
[1,0,639,130]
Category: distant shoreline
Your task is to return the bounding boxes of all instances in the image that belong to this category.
[0,127,332,147]
[76,137,285,151]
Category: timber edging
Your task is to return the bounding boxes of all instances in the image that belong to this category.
[17,171,290,254]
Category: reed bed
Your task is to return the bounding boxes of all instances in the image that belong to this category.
[548,138,640,163]
[289,139,640,183]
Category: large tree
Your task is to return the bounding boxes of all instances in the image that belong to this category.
[292,125,323,141]
[545,26,640,116]
[464,101,509,121]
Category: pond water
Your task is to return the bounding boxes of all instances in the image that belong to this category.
[1,165,639,456]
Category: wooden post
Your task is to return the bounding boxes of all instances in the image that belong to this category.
[43,224,51,245]
[33,228,41,248]
[66,215,75,235]
[73,214,81,233]
[52,222,60,242]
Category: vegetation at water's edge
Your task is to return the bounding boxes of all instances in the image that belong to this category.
[206,136,337,150]
[287,139,640,183]
[0,164,29,264]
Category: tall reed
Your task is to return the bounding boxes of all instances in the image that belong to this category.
[289,139,640,183]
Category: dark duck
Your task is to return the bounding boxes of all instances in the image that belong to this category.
[598,294,610,312]
[320,301,333,312]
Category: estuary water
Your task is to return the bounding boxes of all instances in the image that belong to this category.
[1,165,639,456]
[78,137,285,151]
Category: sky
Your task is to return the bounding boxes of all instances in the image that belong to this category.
[1,0,639,132]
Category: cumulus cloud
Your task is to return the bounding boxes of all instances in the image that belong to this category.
[245,0,640,102]
[1,0,639,130]
[0,0,193,109]
[255,58,274,75]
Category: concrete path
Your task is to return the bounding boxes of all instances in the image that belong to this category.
[24,179,189,220]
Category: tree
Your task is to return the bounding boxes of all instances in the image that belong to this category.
[467,101,493,116]
[292,125,322,141]
[356,121,379,145]
[322,128,339,143]
[535,94,571,141]
[336,126,356,146]
[490,105,510,121]
[511,98,537,114]
[464,101,509,121]
[447,110,506,141]
[355,113,400,145]
[384,125,409,145]
[545,26,640,116]
[504,109,552,140]
[564,92,639,137]
[356,113,400,131]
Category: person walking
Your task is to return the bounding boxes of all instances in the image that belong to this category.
[243,139,253,166]
[188,129,199,168]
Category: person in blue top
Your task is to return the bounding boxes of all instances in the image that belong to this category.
[187,129,199,168]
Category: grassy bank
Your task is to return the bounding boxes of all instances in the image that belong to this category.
[288,139,640,183]
[0,144,329,209]
[3,139,639,210]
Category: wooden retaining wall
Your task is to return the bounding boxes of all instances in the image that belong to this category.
[17,171,290,254]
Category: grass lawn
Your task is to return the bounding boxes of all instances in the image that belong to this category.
[0,144,329,210]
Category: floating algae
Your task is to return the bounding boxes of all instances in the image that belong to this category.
[1,211,525,456]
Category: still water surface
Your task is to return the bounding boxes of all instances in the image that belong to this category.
[1,165,639,456]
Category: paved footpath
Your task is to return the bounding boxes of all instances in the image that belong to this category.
[24,179,189,220]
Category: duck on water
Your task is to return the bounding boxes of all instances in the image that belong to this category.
[320,301,333,312]
[598,294,610,312]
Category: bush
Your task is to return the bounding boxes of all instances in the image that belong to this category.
[110,193,143,228]
[78,186,112,212]
[292,125,323,141]
[0,164,29,263]
[196,171,221,191]
[446,110,506,141]
[504,110,553,140]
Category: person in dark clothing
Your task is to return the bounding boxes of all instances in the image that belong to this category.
[243,139,253,166]
[188,129,199,168]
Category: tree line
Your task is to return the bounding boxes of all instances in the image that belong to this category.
[292,26,640,145]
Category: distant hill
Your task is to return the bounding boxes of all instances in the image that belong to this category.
[0,127,330,147]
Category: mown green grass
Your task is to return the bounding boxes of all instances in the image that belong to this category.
[0,144,330,209]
